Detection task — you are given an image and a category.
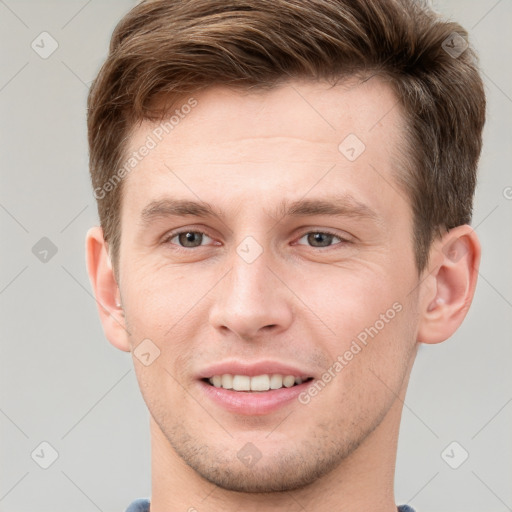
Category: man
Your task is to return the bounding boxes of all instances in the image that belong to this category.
[85,0,485,510]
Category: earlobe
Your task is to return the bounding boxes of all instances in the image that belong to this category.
[417,225,481,345]
[85,227,131,352]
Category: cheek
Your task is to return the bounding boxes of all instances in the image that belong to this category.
[340,296,417,401]
[297,266,403,336]
[303,269,417,388]
[124,255,410,342]
[122,266,215,393]
[123,263,201,333]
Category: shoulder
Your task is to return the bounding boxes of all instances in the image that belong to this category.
[124,498,150,512]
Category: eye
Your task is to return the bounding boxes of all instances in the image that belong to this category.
[164,230,214,248]
[162,229,349,251]
[296,231,348,248]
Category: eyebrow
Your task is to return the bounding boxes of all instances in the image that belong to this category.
[140,195,379,227]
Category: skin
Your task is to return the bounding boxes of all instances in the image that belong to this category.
[87,78,480,512]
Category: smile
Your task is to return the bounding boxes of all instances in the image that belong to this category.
[205,374,314,392]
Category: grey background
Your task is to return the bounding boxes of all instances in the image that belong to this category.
[0,1,511,511]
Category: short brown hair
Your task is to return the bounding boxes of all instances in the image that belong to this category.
[87,0,486,274]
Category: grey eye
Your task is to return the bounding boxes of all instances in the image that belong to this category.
[170,231,213,248]
[297,232,342,248]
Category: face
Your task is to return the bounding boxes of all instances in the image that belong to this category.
[117,79,422,492]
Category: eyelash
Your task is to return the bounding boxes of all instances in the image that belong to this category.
[162,228,350,251]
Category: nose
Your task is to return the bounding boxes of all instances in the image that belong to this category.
[208,248,294,341]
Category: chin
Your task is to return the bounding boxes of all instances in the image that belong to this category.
[164,421,362,493]
[186,451,341,493]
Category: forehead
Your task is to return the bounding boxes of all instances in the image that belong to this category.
[132,77,402,148]
[122,78,408,221]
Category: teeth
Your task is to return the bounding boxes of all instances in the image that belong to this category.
[283,375,295,388]
[269,374,283,389]
[208,374,309,391]
[221,374,233,389]
[232,375,250,391]
[251,374,270,391]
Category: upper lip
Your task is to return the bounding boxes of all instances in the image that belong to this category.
[197,360,315,379]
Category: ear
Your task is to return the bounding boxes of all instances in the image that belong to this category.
[85,227,131,352]
[417,225,481,344]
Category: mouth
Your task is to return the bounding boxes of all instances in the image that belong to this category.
[203,374,314,392]
[197,361,317,415]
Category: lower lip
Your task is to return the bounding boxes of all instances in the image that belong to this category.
[199,380,312,415]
